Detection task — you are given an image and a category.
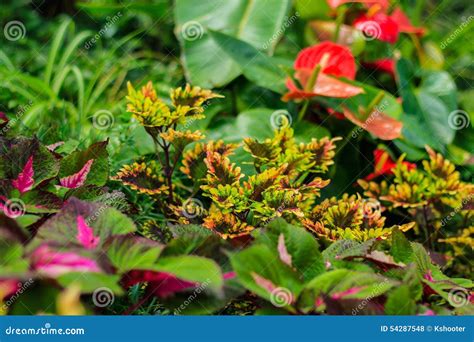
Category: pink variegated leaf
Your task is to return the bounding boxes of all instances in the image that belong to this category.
[12,156,34,194]
[251,272,278,293]
[277,234,292,267]
[59,159,94,189]
[46,141,65,152]
[331,286,364,299]
[76,215,100,249]
[31,245,101,277]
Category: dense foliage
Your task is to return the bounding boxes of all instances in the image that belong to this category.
[0,0,472,316]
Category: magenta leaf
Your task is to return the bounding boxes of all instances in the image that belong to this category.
[12,156,34,194]
[31,245,101,277]
[76,215,100,249]
[277,234,292,267]
[123,270,198,298]
[59,159,94,188]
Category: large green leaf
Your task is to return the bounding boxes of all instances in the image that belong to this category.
[174,0,291,87]
[253,219,325,282]
[384,285,417,315]
[149,255,224,293]
[229,244,303,304]
[106,235,163,273]
[208,30,288,93]
[305,269,396,300]
[396,59,456,150]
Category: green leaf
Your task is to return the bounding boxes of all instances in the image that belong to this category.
[295,0,330,19]
[208,30,287,93]
[57,273,123,294]
[323,239,375,262]
[305,269,396,300]
[229,244,303,303]
[174,0,291,87]
[396,58,455,150]
[385,285,417,315]
[149,255,223,293]
[107,235,163,273]
[390,228,414,263]
[253,218,325,282]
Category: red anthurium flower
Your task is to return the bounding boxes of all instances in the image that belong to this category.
[284,42,364,101]
[342,107,403,140]
[364,148,416,181]
[326,0,389,11]
[390,8,425,36]
[362,58,395,77]
[353,12,399,44]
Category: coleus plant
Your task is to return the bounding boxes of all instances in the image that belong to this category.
[229,219,473,315]
[358,146,474,254]
[0,135,117,230]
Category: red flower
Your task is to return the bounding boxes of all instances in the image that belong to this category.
[284,42,364,101]
[354,12,399,44]
[390,8,425,36]
[364,148,416,181]
[362,58,395,77]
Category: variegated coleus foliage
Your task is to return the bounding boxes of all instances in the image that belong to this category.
[1,198,472,315]
[0,136,120,228]
[0,198,235,315]
[358,147,474,254]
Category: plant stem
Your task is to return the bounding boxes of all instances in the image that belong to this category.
[335,126,359,155]
[297,100,309,123]
[334,7,346,42]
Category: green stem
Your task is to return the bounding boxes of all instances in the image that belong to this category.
[334,7,346,42]
[335,126,360,155]
[297,100,309,123]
